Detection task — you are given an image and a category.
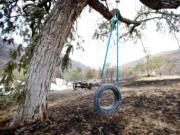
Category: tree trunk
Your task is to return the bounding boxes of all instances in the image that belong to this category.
[11,0,88,125]
[145,56,151,77]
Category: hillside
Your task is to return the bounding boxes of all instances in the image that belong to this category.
[0,38,14,66]
[70,59,88,69]
[0,38,25,68]
[121,49,180,75]
[0,37,88,70]
[158,50,180,74]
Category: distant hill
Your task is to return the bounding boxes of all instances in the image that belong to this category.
[57,58,88,70]
[70,59,88,69]
[157,50,180,74]
[121,49,180,75]
[0,37,88,70]
[0,38,17,67]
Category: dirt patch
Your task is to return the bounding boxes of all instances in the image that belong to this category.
[0,81,180,135]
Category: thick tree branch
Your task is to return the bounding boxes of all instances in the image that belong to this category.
[119,15,141,26]
[88,0,112,20]
[89,0,180,35]
[140,0,180,10]
[88,0,179,25]
[88,0,141,26]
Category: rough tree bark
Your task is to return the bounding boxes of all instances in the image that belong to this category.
[11,0,88,125]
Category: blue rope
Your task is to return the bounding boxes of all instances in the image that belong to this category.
[101,15,116,79]
[116,14,119,82]
[101,13,120,83]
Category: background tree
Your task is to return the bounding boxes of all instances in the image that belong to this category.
[61,69,82,81]
[134,61,146,75]
[120,67,135,79]
[61,68,98,81]
[158,57,177,75]
[133,55,174,76]
[84,68,98,80]
[104,63,116,81]
[0,0,179,126]
[166,62,176,74]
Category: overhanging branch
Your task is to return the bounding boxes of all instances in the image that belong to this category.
[88,0,141,26]
[88,0,180,34]
[88,0,180,25]
[140,0,180,10]
[88,0,112,20]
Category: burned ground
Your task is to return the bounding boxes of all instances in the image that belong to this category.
[0,80,180,135]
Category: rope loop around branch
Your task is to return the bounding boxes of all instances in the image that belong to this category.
[111,8,120,20]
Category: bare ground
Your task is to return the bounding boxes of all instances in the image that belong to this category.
[0,79,180,135]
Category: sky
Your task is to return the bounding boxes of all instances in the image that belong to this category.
[14,0,180,69]
[69,0,180,69]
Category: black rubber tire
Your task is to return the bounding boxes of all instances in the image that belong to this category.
[93,84,121,114]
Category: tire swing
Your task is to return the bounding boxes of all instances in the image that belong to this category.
[93,1,122,114]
